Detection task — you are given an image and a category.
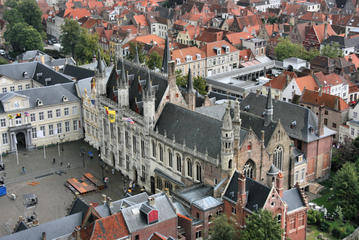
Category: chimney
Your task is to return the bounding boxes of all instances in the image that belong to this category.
[318,104,325,136]
[334,97,339,111]
[41,232,46,240]
[238,173,247,206]
[275,172,283,197]
[148,196,155,206]
[40,55,45,64]
[74,226,81,240]
[324,16,328,40]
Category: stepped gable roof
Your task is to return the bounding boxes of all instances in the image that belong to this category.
[106,59,168,113]
[63,64,95,80]
[300,89,348,111]
[0,212,82,240]
[156,103,222,160]
[223,170,271,212]
[241,93,335,142]
[282,188,306,212]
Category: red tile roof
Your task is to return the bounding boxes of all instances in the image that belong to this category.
[239,49,254,62]
[314,72,345,86]
[200,40,238,57]
[171,47,205,63]
[295,75,318,92]
[312,24,337,43]
[64,8,91,19]
[225,32,253,45]
[344,54,359,69]
[90,212,129,240]
[264,71,297,90]
[300,89,349,111]
[133,14,148,26]
[196,30,224,43]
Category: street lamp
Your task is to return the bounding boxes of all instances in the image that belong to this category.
[58,134,65,156]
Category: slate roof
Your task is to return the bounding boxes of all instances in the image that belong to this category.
[69,198,90,218]
[176,185,213,205]
[107,192,149,215]
[0,62,37,80]
[0,82,80,113]
[241,93,335,142]
[196,103,274,146]
[0,212,82,240]
[155,103,221,159]
[192,196,222,211]
[121,193,177,233]
[63,64,95,80]
[223,170,271,212]
[282,188,305,212]
[33,62,73,85]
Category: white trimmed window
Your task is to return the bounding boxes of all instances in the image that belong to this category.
[31,128,37,138]
[65,121,70,132]
[2,133,8,144]
[49,125,54,135]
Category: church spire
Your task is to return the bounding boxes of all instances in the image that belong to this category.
[222,102,233,130]
[135,44,140,64]
[96,48,105,77]
[187,68,195,94]
[144,70,153,99]
[119,56,127,88]
[162,34,170,74]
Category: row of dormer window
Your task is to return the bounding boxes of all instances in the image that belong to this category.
[176,53,202,64]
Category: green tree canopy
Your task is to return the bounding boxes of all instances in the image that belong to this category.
[5,22,43,55]
[176,70,208,95]
[320,42,344,58]
[208,215,239,240]
[240,210,283,240]
[60,19,81,58]
[127,41,146,63]
[4,8,24,25]
[332,137,359,171]
[274,37,319,61]
[74,29,99,65]
[333,162,359,220]
[146,51,162,70]
[17,0,43,33]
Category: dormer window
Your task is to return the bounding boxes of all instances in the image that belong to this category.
[222,45,230,53]
[308,125,314,133]
[214,47,221,55]
[244,105,250,111]
[176,58,181,64]
[23,72,28,79]
[62,96,68,102]
[196,54,201,60]
[297,155,303,162]
[36,98,43,106]
[185,55,192,62]
[36,73,43,80]
[290,120,296,128]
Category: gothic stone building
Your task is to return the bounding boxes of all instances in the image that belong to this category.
[82,50,334,194]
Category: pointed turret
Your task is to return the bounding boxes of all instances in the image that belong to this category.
[144,70,154,99]
[233,99,241,150]
[117,57,129,107]
[96,49,105,77]
[162,34,170,74]
[222,103,233,131]
[120,56,127,88]
[135,44,140,64]
[143,70,155,130]
[187,68,195,94]
[264,87,273,126]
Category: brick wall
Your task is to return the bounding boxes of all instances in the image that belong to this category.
[131,217,177,240]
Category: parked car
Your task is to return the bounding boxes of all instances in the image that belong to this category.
[0,50,5,55]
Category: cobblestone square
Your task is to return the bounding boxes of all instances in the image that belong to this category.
[0,140,130,237]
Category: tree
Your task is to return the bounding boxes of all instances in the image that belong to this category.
[127,41,146,63]
[332,137,359,171]
[274,37,319,61]
[240,210,282,240]
[146,51,162,70]
[60,19,81,58]
[193,76,207,95]
[17,0,43,34]
[332,162,359,219]
[208,215,239,240]
[4,8,24,25]
[5,22,43,55]
[321,42,343,58]
[74,29,99,64]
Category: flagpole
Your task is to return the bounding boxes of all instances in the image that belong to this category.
[15,137,19,166]
[43,145,46,159]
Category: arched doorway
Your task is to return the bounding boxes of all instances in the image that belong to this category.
[133,167,138,183]
[16,132,26,149]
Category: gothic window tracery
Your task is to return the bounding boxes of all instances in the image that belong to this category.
[243,160,255,179]
[273,146,283,170]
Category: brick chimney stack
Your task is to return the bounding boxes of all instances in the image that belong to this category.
[276,172,284,197]
[238,173,247,206]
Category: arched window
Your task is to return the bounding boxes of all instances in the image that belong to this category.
[196,163,202,182]
[176,154,182,172]
[187,159,192,177]
[159,144,163,162]
[152,141,156,158]
[243,160,255,179]
[168,150,173,168]
[273,146,283,170]
[228,159,232,169]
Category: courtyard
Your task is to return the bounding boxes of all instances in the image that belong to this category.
[0,140,132,237]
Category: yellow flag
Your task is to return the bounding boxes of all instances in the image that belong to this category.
[108,110,116,123]
[104,106,109,114]
[8,114,13,119]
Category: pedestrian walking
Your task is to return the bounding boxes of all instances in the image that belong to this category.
[52,158,56,164]
[22,166,26,174]
[60,162,63,167]
[67,162,71,168]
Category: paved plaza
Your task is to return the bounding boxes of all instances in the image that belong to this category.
[0,140,133,237]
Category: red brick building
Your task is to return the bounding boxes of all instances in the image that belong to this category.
[223,170,308,240]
